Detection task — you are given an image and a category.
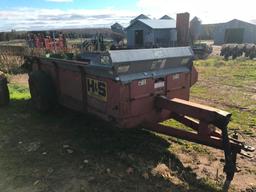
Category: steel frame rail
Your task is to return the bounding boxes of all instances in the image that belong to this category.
[147,96,254,189]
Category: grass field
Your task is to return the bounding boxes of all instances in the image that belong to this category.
[0,56,255,192]
[192,57,256,136]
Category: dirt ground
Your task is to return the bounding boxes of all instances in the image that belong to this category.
[1,56,256,192]
[186,97,256,191]
[0,97,222,192]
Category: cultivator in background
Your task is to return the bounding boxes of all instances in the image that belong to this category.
[80,33,106,52]
[26,31,67,52]
[26,47,254,189]
[221,43,256,59]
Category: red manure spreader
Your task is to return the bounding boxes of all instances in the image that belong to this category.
[27,47,254,189]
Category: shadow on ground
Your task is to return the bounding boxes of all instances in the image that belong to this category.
[0,99,221,192]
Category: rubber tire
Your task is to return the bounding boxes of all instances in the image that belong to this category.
[29,71,56,113]
[0,78,10,107]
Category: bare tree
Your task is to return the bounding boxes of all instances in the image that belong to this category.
[0,46,25,73]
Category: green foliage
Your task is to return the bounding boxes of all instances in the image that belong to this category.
[8,84,30,100]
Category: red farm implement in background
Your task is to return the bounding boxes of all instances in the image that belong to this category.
[26,32,67,52]
[26,47,254,189]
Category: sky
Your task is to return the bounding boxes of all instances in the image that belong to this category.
[0,0,256,32]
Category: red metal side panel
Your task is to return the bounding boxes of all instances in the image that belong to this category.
[130,79,154,116]
[130,97,154,117]
[166,73,190,100]
[190,66,198,86]
[106,80,122,118]
[58,68,83,111]
[39,61,59,86]
[86,76,122,121]
[130,79,154,99]
[59,69,82,100]
[119,84,131,116]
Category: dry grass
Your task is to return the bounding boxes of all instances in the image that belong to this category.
[0,51,24,73]
[0,45,78,73]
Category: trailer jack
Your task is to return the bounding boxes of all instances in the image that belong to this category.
[147,96,255,190]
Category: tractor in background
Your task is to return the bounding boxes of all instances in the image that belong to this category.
[192,43,213,59]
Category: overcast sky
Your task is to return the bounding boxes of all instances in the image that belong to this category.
[0,0,256,32]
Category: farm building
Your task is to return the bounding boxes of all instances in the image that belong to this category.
[130,14,150,25]
[126,15,177,48]
[160,15,174,20]
[213,19,256,44]
[111,22,125,35]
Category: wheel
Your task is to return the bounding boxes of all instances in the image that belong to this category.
[0,77,10,107]
[29,71,56,112]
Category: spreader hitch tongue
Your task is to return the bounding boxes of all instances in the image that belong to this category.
[148,96,255,187]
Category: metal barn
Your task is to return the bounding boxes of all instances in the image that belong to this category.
[111,22,125,35]
[126,19,177,48]
[214,19,256,44]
